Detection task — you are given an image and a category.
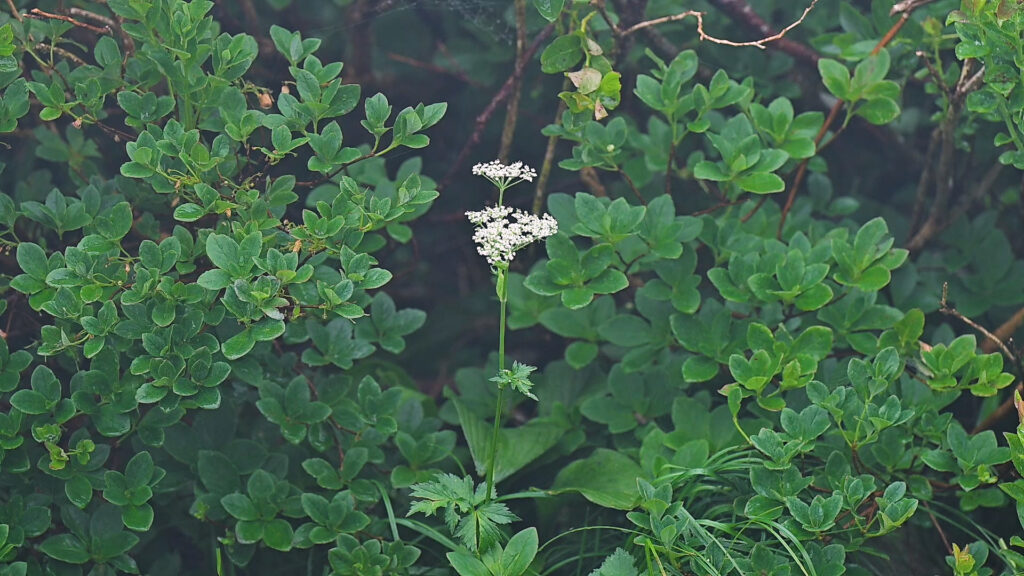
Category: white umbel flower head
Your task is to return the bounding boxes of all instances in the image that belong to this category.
[472,160,537,191]
[466,205,557,265]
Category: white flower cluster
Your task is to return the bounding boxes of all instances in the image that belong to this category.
[466,205,557,265]
[466,204,513,225]
[472,160,537,189]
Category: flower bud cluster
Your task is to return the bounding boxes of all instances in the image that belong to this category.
[466,205,557,265]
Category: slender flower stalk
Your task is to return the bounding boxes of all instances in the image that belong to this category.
[486,269,508,502]
[466,160,554,503]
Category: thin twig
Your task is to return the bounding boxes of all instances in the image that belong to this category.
[66,7,117,30]
[619,11,695,35]
[704,0,821,64]
[741,196,767,222]
[436,41,475,83]
[386,53,481,87]
[593,1,619,37]
[909,127,941,233]
[533,80,569,215]
[891,0,939,15]
[972,383,1022,434]
[598,0,631,61]
[877,10,912,47]
[35,43,88,67]
[916,50,950,97]
[773,98,842,234]
[619,169,646,205]
[348,0,375,84]
[940,160,1004,232]
[217,0,274,56]
[970,302,1024,433]
[940,282,1016,362]
[640,26,681,58]
[905,62,986,252]
[580,166,607,197]
[665,139,675,196]
[982,307,1024,354]
[922,501,952,555]
[774,12,912,237]
[295,152,376,188]
[620,0,819,52]
[91,119,136,142]
[366,0,402,17]
[440,24,555,191]
[692,198,744,216]
[26,8,112,34]
[96,4,135,57]
[498,0,528,163]
[5,0,21,21]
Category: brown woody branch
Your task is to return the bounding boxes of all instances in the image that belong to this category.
[908,126,941,233]
[440,23,555,191]
[80,5,135,57]
[982,307,1024,354]
[619,168,646,205]
[348,0,375,84]
[940,283,1016,363]
[941,286,1024,435]
[386,53,481,87]
[498,0,528,163]
[891,0,940,15]
[595,0,820,65]
[66,7,118,32]
[922,501,953,555]
[216,0,274,57]
[972,381,1023,434]
[533,79,569,216]
[26,8,112,35]
[34,43,87,67]
[619,0,819,56]
[5,0,21,21]
[775,11,914,237]
[704,0,821,65]
[605,0,650,62]
[905,61,986,252]
[970,307,1024,434]
[580,166,608,198]
[935,160,1004,237]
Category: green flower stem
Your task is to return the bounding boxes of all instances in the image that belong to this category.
[485,387,503,503]
[485,266,509,502]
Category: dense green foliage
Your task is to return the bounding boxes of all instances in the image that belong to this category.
[2,0,1024,574]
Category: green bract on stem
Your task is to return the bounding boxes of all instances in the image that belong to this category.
[465,160,555,503]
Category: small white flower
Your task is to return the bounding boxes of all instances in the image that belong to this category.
[472,160,538,190]
[466,205,557,265]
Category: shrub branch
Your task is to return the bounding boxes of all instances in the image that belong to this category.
[498,0,528,163]
[440,24,555,191]
[25,8,112,34]
[775,10,914,237]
